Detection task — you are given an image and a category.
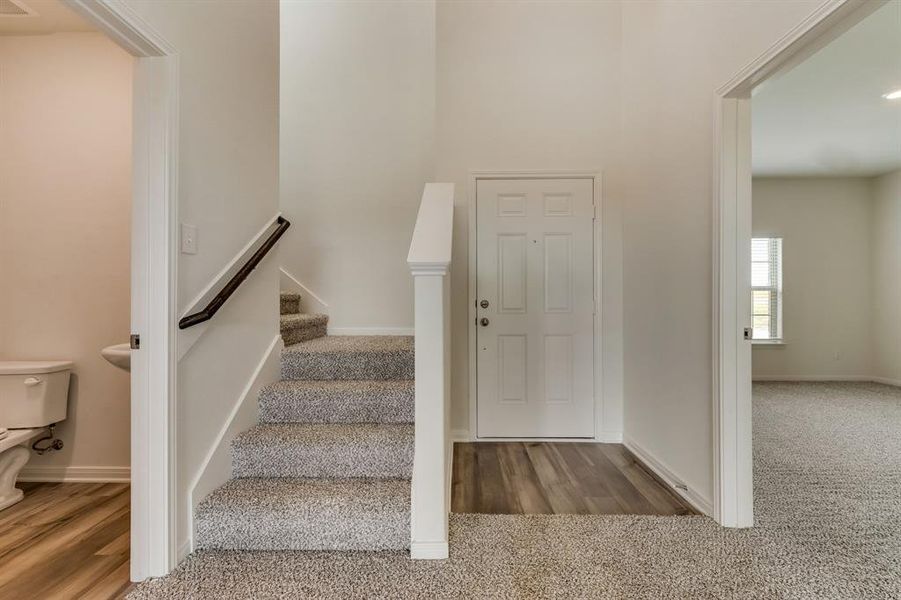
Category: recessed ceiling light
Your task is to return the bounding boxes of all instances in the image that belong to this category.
[883,89,901,100]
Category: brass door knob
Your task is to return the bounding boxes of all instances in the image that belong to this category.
[480,318,490,327]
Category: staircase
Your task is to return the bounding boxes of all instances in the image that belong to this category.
[194,292,415,552]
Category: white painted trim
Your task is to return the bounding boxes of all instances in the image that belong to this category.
[177,540,191,562]
[327,327,414,336]
[452,429,623,444]
[279,267,330,314]
[623,436,713,517]
[187,334,282,554]
[408,184,454,560]
[753,377,901,387]
[464,437,601,443]
[17,466,130,482]
[753,376,878,382]
[451,429,471,443]
[597,431,623,443]
[467,171,607,441]
[408,183,455,275]
[410,542,449,560]
[68,0,180,581]
[712,0,882,529]
[64,0,175,57]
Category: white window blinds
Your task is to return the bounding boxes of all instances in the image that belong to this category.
[751,237,783,341]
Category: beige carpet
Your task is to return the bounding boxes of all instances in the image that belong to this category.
[129,382,901,599]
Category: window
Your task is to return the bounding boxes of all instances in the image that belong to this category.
[751,237,783,342]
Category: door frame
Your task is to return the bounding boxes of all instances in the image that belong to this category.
[68,0,179,579]
[712,0,884,528]
[467,170,603,442]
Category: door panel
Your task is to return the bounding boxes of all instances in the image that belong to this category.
[476,178,595,438]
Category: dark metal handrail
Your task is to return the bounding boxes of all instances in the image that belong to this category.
[178,216,290,329]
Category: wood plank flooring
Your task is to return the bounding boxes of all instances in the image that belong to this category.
[0,482,132,600]
[452,442,695,515]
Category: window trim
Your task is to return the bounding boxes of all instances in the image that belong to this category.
[750,236,783,344]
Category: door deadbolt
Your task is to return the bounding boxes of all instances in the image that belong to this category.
[480,318,490,327]
[480,300,489,309]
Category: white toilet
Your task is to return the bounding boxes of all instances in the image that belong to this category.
[0,360,72,511]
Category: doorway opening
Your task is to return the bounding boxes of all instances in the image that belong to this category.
[713,0,897,528]
[0,0,178,585]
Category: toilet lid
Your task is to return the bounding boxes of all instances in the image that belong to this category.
[0,361,74,375]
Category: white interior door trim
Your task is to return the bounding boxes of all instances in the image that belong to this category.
[68,0,179,580]
[712,0,883,528]
[467,170,603,442]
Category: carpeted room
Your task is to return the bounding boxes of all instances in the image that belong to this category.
[128,382,901,598]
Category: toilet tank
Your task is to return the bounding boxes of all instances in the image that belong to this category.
[0,361,73,428]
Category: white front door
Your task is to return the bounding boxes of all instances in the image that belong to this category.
[476,178,595,438]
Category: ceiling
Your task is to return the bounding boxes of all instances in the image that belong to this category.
[752,1,901,177]
[0,0,94,35]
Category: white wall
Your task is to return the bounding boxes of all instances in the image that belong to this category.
[280,0,838,507]
[122,0,281,552]
[279,0,625,438]
[751,178,874,380]
[435,0,626,439]
[279,0,435,331]
[0,33,132,477]
[618,0,822,508]
[872,169,901,385]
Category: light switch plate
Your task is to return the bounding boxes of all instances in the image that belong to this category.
[181,223,198,254]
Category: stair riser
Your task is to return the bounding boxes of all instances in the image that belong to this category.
[232,443,413,479]
[280,296,301,315]
[281,352,414,381]
[195,508,409,551]
[281,324,328,346]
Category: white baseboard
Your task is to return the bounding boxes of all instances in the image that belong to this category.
[328,327,414,336]
[279,267,329,315]
[410,541,449,560]
[452,429,622,443]
[753,376,870,382]
[187,334,282,552]
[18,466,130,482]
[597,431,623,443]
[451,429,470,442]
[622,436,713,517]
[754,376,901,387]
[177,539,192,562]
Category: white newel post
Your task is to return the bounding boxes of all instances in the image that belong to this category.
[407,183,454,560]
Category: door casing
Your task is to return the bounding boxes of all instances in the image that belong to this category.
[467,171,604,442]
[712,0,885,528]
[68,0,179,580]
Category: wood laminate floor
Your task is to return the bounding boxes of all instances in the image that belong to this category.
[0,482,132,600]
[452,442,695,515]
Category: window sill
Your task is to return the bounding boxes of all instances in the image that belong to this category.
[752,339,785,346]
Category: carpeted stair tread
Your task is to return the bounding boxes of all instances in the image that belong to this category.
[280,313,328,345]
[259,380,414,424]
[232,423,414,478]
[194,478,410,551]
[281,335,414,380]
[280,292,302,316]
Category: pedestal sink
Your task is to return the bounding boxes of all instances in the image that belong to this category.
[101,343,131,372]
